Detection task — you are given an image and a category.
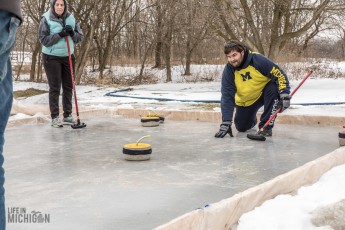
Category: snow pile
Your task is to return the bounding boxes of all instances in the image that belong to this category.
[236,163,345,230]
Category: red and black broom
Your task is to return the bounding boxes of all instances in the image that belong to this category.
[247,70,313,141]
[66,37,86,129]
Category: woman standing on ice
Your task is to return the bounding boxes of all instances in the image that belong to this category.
[38,0,83,128]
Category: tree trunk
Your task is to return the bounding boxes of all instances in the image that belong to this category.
[153,1,163,68]
[165,23,173,82]
[137,42,153,83]
[74,3,98,85]
[185,39,191,76]
[30,43,41,82]
[165,43,172,82]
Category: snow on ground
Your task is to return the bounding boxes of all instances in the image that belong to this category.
[11,78,345,117]
[12,62,345,116]
[235,163,345,230]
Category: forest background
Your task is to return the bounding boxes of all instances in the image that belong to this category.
[12,0,345,85]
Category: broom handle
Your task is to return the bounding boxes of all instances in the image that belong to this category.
[262,70,313,129]
[65,37,80,120]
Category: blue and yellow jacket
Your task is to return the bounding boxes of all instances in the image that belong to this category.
[221,49,290,122]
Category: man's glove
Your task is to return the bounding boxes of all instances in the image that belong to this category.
[278,93,290,112]
[215,121,233,138]
[58,26,69,37]
[65,25,74,36]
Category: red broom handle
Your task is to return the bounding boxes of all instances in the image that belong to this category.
[65,37,80,118]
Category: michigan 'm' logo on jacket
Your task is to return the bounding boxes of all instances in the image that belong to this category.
[231,51,290,106]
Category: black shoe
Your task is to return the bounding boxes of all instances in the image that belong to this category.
[257,129,272,137]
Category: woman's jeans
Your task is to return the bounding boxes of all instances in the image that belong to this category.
[0,10,20,230]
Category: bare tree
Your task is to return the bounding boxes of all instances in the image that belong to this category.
[93,0,146,79]
[12,0,345,85]
[177,0,210,76]
[151,0,164,68]
[211,0,334,60]
[69,0,99,84]
[14,14,30,81]
[21,0,48,82]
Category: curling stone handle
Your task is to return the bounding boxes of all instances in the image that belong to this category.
[148,110,159,117]
[136,135,151,145]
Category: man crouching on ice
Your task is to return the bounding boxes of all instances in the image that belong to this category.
[215,40,291,138]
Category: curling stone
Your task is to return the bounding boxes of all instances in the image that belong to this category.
[339,129,345,146]
[141,116,160,127]
[123,135,152,161]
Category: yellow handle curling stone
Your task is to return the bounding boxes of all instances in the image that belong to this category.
[123,135,152,161]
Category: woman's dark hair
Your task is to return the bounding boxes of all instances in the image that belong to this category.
[224,40,246,55]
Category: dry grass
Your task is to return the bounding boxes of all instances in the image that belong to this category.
[191,103,220,110]
[13,88,48,99]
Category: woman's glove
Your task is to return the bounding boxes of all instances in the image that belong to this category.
[65,25,74,36]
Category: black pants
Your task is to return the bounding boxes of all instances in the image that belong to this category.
[234,81,279,132]
[43,53,74,119]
